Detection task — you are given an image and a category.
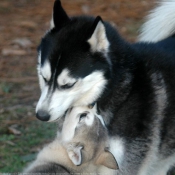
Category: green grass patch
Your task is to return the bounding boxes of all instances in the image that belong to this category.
[0,120,57,173]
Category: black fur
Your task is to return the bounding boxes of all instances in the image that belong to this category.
[27,163,70,174]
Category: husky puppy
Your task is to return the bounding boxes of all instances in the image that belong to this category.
[35,0,175,174]
[24,106,118,174]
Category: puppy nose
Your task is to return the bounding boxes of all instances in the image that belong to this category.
[36,110,50,121]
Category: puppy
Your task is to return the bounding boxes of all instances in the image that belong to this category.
[24,105,118,174]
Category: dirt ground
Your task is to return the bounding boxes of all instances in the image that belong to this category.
[0,0,156,172]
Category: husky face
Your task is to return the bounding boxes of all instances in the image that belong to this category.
[36,0,111,122]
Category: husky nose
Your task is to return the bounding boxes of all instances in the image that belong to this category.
[36,110,50,121]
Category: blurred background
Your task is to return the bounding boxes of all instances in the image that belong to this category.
[0,0,155,173]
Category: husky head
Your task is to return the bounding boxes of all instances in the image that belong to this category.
[36,0,112,122]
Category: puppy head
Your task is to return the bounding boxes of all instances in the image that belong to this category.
[61,105,118,170]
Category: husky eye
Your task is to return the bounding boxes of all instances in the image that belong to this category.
[79,112,88,122]
[60,82,76,89]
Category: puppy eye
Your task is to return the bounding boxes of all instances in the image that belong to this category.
[79,112,88,122]
[60,82,76,89]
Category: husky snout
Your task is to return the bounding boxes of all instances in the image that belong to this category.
[35,84,73,122]
[36,110,50,121]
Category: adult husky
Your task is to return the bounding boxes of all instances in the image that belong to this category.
[36,0,175,174]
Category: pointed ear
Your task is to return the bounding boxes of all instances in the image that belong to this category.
[67,146,83,166]
[87,16,109,53]
[95,150,118,170]
[53,0,70,29]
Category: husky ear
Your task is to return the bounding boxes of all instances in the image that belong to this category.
[88,16,109,53]
[95,150,118,170]
[53,0,70,29]
[67,146,83,166]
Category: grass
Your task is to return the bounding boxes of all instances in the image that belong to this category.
[0,80,58,173]
[0,112,57,173]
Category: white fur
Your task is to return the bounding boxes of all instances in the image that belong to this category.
[38,72,45,91]
[139,0,175,42]
[37,53,51,91]
[38,51,41,64]
[41,61,52,82]
[88,21,109,52]
[109,137,125,168]
[36,70,107,122]
[36,86,49,112]
[37,52,45,90]
[57,68,76,86]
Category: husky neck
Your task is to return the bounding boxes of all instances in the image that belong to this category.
[96,31,135,125]
[98,32,175,130]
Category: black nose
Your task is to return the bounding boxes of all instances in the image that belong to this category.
[36,110,50,121]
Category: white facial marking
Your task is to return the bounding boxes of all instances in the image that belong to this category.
[88,21,109,52]
[38,51,41,64]
[41,61,51,82]
[38,71,45,91]
[74,71,107,106]
[57,68,76,86]
[36,86,49,112]
[37,52,45,90]
[36,70,106,122]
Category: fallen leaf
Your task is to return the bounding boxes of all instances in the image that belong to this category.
[5,140,15,146]
[12,38,33,48]
[2,48,27,56]
[8,125,21,135]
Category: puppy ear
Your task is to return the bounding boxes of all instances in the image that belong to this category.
[53,0,70,29]
[87,16,109,53]
[67,145,83,166]
[95,150,118,170]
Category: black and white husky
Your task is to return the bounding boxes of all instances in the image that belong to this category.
[36,0,175,174]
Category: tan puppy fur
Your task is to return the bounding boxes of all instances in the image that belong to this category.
[24,105,118,174]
